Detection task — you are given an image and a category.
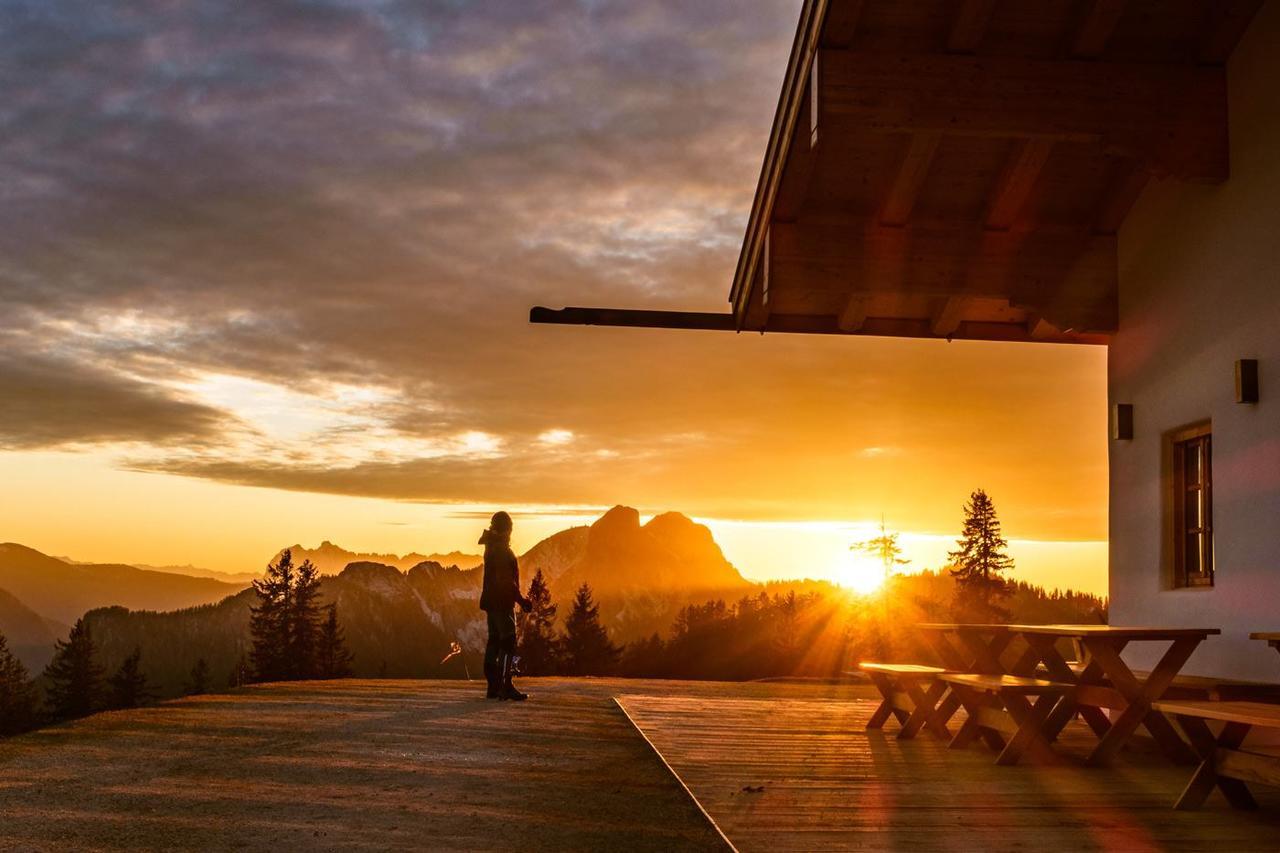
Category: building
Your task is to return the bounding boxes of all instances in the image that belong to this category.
[533,0,1275,680]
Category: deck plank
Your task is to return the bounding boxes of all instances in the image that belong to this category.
[617,693,1280,852]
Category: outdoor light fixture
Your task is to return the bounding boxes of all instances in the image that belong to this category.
[1236,359,1260,404]
[1111,404,1134,441]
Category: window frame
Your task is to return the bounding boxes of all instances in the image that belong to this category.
[1168,422,1214,589]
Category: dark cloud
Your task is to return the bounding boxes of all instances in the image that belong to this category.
[0,352,227,449]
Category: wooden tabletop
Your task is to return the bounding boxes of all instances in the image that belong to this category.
[1154,699,1280,728]
[916,623,1014,632]
[1009,624,1220,639]
[1249,632,1280,641]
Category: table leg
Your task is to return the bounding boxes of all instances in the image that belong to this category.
[957,630,1013,675]
[1084,637,1200,766]
[948,686,1005,752]
[1173,716,1259,811]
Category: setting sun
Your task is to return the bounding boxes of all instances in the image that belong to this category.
[838,553,887,595]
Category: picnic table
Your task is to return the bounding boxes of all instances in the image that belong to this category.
[919,623,1220,766]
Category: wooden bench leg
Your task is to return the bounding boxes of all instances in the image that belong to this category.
[866,673,897,730]
[900,679,948,740]
[996,692,1059,766]
[1174,716,1259,811]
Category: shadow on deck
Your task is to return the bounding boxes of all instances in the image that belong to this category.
[617,692,1280,853]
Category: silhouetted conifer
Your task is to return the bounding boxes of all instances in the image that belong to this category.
[560,584,620,676]
[0,632,38,736]
[186,658,210,695]
[228,653,250,689]
[250,550,296,681]
[43,618,104,720]
[108,646,153,709]
[948,489,1015,621]
[316,605,353,679]
[290,558,323,678]
[619,633,665,678]
[516,569,559,675]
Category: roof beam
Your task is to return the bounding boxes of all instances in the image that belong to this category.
[819,49,1227,181]
[836,293,870,332]
[529,307,1105,345]
[1069,0,1127,59]
[948,0,998,53]
[769,219,1118,332]
[931,296,967,337]
[879,133,941,227]
[985,139,1055,230]
[773,62,822,222]
[822,0,865,49]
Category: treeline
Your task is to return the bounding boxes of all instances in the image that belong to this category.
[511,566,1106,683]
[0,550,354,738]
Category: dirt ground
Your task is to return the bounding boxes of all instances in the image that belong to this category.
[0,678,866,852]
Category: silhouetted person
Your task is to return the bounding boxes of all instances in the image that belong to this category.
[479,511,532,700]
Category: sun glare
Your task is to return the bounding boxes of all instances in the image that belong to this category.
[840,552,887,595]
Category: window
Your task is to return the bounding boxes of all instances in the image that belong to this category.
[1172,425,1213,588]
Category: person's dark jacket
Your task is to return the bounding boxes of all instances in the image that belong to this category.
[479,531,521,613]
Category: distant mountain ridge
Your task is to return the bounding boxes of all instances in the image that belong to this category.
[0,543,246,625]
[0,587,69,672]
[276,541,482,575]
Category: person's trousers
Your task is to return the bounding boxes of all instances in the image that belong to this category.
[484,608,517,685]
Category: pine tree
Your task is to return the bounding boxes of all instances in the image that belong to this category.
[516,569,559,675]
[559,584,620,676]
[315,605,354,679]
[108,646,153,709]
[289,558,323,679]
[0,632,38,736]
[186,658,211,696]
[43,618,104,720]
[948,489,1015,621]
[250,550,296,682]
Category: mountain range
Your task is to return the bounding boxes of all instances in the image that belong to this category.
[79,507,751,695]
[0,507,750,685]
[273,542,482,575]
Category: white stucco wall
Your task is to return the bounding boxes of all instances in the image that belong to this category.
[1109,1,1280,681]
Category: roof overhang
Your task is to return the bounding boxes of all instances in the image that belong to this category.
[532,0,1261,346]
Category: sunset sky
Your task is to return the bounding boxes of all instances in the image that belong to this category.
[0,0,1108,593]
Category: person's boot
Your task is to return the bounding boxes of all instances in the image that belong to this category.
[484,656,500,699]
[499,654,528,702]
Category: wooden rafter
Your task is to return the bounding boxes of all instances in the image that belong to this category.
[931,296,967,336]
[1069,0,1128,58]
[819,50,1228,181]
[985,139,1055,230]
[880,133,941,227]
[769,219,1118,331]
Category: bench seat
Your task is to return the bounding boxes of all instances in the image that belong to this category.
[942,674,1071,765]
[1154,699,1280,810]
[859,662,946,678]
[858,661,951,740]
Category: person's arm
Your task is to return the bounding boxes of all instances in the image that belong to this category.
[512,551,532,612]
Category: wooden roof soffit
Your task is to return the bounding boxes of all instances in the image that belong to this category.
[531,1,1261,347]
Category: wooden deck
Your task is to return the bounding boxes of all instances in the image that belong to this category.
[617,692,1280,852]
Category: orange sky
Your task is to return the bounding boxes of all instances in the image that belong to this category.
[0,1,1109,595]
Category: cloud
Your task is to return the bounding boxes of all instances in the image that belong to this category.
[0,352,227,449]
[0,0,1109,538]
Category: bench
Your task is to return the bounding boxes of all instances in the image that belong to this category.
[858,662,950,740]
[1154,700,1280,810]
[940,673,1072,765]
